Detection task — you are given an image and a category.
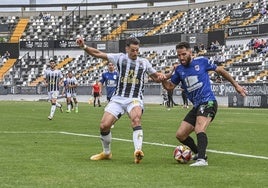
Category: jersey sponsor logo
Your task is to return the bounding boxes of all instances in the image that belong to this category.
[120,70,139,84]
[194,65,200,71]
[185,75,203,92]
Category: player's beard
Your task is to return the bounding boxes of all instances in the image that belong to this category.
[181,55,192,67]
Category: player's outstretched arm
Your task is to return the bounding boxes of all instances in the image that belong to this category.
[216,66,247,96]
[150,72,166,83]
[161,79,176,91]
[76,37,108,60]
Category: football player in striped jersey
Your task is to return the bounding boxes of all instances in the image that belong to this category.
[44,59,64,120]
[77,37,166,163]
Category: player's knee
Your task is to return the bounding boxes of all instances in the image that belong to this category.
[100,120,112,130]
[131,117,141,126]
[176,132,187,142]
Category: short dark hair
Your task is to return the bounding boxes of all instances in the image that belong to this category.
[49,59,56,63]
[176,42,191,50]
[125,37,140,47]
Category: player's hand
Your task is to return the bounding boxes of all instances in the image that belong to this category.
[236,85,247,97]
[158,73,167,81]
[76,37,84,48]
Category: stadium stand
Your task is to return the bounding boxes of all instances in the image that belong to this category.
[0,0,268,88]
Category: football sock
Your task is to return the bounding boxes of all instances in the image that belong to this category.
[50,103,56,117]
[55,102,61,108]
[181,136,198,154]
[133,126,143,151]
[197,132,207,159]
[67,103,71,111]
[100,131,111,155]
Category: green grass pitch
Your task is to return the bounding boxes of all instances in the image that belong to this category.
[0,101,268,188]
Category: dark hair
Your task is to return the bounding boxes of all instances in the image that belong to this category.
[49,59,56,63]
[176,42,191,50]
[125,37,140,47]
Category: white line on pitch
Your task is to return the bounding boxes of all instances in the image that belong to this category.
[60,131,268,160]
[2,131,267,160]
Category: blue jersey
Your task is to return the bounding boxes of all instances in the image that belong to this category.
[171,56,217,107]
[100,71,118,99]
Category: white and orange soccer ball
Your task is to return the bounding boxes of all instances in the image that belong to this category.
[173,145,192,164]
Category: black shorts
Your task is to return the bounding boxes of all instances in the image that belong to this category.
[184,100,218,127]
[93,92,100,98]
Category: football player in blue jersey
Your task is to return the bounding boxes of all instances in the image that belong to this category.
[100,62,118,102]
[100,62,118,128]
[162,42,247,166]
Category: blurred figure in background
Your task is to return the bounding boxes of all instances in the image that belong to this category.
[92,80,102,107]
[65,71,79,113]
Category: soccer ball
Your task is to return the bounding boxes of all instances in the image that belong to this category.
[173,145,192,164]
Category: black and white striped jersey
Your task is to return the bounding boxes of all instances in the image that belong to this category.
[65,76,78,94]
[107,53,157,99]
[44,69,63,92]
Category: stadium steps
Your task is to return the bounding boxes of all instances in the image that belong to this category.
[146,12,184,36]
[0,59,17,81]
[205,16,231,33]
[147,52,157,60]
[55,57,74,69]
[78,60,106,78]
[101,14,140,41]
[248,70,268,83]
[239,13,261,27]
[9,18,29,43]
[223,49,253,67]
[29,57,74,86]
[205,1,256,33]
[237,1,260,27]
[245,1,254,8]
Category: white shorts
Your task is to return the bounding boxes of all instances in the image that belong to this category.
[105,96,144,119]
[48,91,59,100]
[66,92,77,98]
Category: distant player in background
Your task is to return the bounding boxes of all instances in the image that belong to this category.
[100,62,118,128]
[65,71,79,113]
[62,73,73,110]
[100,62,118,102]
[44,59,64,120]
[180,86,189,108]
[92,80,102,107]
[162,42,247,166]
[167,89,177,109]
